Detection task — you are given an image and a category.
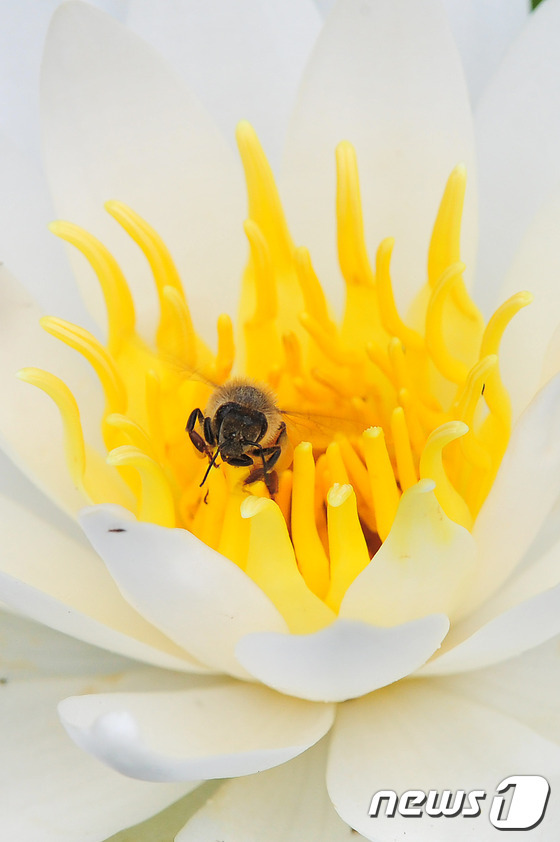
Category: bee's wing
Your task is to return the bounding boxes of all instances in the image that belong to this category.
[158,353,220,389]
[280,409,365,447]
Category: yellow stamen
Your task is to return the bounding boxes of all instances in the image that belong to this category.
[419,421,472,530]
[212,314,235,383]
[218,471,251,569]
[295,247,335,333]
[275,469,293,527]
[363,427,401,541]
[291,443,330,599]
[40,317,126,416]
[336,141,375,289]
[425,263,471,385]
[427,164,480,321]
[191,467,228,551]
[453,356,497,474]
[242,496,334,632]
[336,435,376,529]
[161,286,198,367]
[478,290,533,441]
[390,406,417,492]
[236,122,293,270]
[49,220,135,356]
[105,413,156,460]
[336,141,384,350]
[17,369,135,507]
[326,484,370,611]
[376,238,423,351]
[107,445,175,527]
[17,367,85,491]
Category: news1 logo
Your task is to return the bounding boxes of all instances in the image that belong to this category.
[368,775,550,829]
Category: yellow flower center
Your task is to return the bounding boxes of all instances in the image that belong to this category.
[18,123,530,631]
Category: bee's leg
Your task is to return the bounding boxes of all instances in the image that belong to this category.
[186,408,214,455]
[245,444,281,497]
[203,416,216,446]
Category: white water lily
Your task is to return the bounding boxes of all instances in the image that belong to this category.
[2,1,560,840]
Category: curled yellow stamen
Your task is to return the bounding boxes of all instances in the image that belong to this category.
[40,317,126,415]
[425,263,470,385]
[107,445,175,527]
[295,247,336,332]
[18,367,85,492]
[419,422,472,529]
[161,286,198,367]
[49,220,135,355]
[376,238,423,350]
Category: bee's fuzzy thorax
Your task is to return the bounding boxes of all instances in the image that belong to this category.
[205,377,283,442]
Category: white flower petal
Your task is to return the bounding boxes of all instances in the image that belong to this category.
[79,505,289,679]
[442,636,560,746]
[420,579,560,676]
[59,681,335,782]
[0,671,196,842]
[235,615,449,702]
[399,502,560,676]
[0,608,129,679]
[282,0,476,315]
[0,0,126,158]
[542,318,560,391]
[442,0,529,105]
[495,187,560,419]
[474,0,560,315]
[0,495,205,673]
[466,372,560,611]
[0,265,106,514]
[328,680,560,841]
[177,740,358,842]
[41,1,246,343]
[475,534,560,625]
[125,0,322,171]
[340,480,476,626]
[0,445,80,540]
[0,134,92,328]
[518,490,560,581]
[312,0,336,15]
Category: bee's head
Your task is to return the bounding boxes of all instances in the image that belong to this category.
[214,402,267,456]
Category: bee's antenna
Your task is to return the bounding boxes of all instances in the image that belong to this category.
[200,446,221,488]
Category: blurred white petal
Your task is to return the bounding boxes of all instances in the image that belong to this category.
[442,0,529,105]
[41,1,246,344]
[475,0,560,314]
[125,0,322,170]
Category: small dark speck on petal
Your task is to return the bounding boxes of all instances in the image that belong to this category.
[108,528,126,533]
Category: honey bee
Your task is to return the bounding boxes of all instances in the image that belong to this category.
[186,377,293,496]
